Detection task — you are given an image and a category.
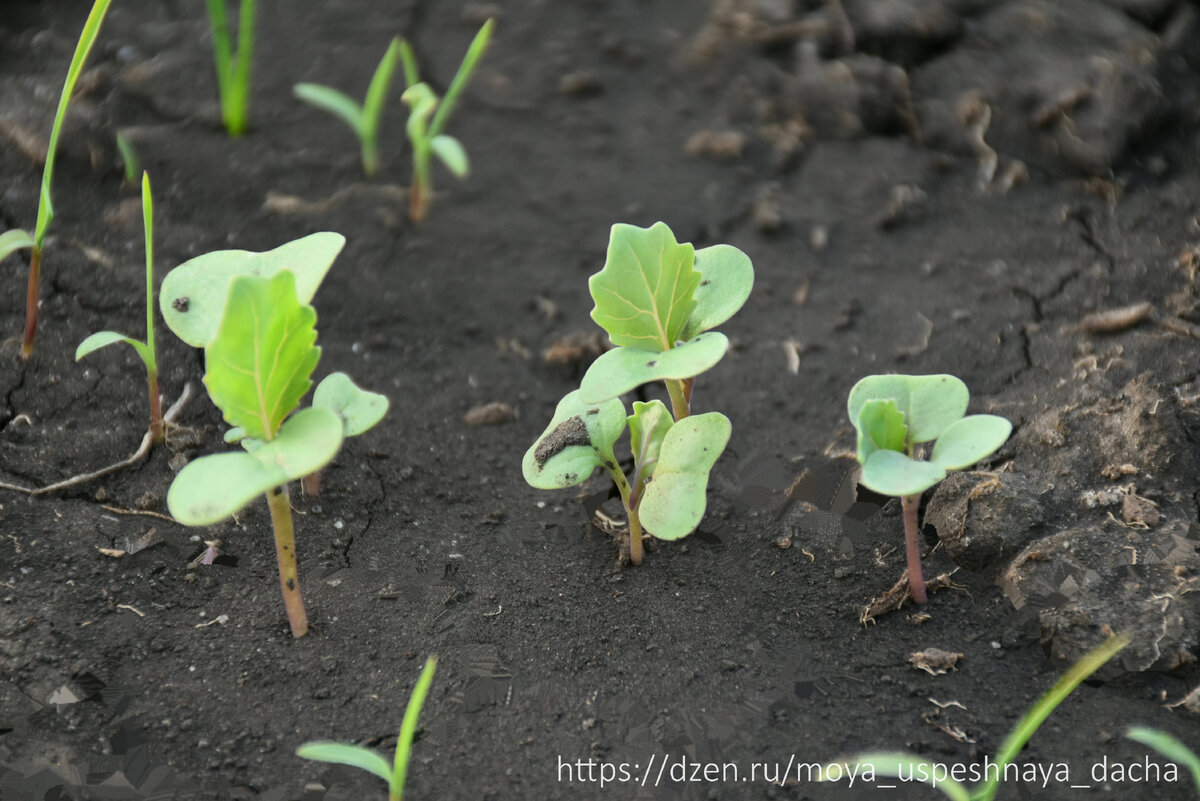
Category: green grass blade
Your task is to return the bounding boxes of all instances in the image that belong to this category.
[34,0,113,245]
[391,656,438,801]
[115,132,139,183]
[205,0,233,95]
[398,39,419,89]
[363,38,402,134]
[428,18,493,138]
[1126,728,1200,794]
[0,230,35,262]
[225,0,254,134]
[973,634,1129,801]
[294,84,364,134]
[296,742,393,784]
[141,172,157,373]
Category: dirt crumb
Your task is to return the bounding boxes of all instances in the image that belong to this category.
[533,416,591,467]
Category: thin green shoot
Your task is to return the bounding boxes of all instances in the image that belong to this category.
[76,172,163,443]
[297,655,438,801]
[398,19,494,222]
[1125,727,1200,795]
[0,0,114,359]
[204,0,255,136]
[294,38,401,176]
[115,131,140,184]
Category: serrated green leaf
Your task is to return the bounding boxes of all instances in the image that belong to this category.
[578,332,728,404]
[638,412,730,540]
[160,231,345,348]
[855,399,908,465]
[523,390,625,489]
[75,331,151,366]
[167,407,344,525]
[431,135,469,178]
[628,400,672,481]
[294,83,365,134]
[313,372,389,436]
[296,742,392,785]
[929,414,1011,470]
[0,229,35,263]
[848,374,969,444]
[680,243,754,340]
[204,272,320,441]
[589,222,700,351]
[820,754,969,801]
[860,449,946,497]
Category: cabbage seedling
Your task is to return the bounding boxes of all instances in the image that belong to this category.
[1126,727,1200,794]
[297,655,437,801]
[0,0,114,359]
[295,38,402,176]
[398,19,494,223]
[167,271,387,638]
[524,222,753,564]
[848,374,1011,604]
[205,0,255,136]
[824,634,1129,800]
[76,172,163,443]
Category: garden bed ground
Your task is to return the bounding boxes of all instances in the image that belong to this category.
[2,1,1200,799]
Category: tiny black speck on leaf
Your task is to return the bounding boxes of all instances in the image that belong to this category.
[647,360,657,367]
[700,279,710,286]
[172,297,190,312]
[286,578,295,590]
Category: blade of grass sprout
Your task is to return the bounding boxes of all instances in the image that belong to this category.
[360,38,402,175]
[142,172,162,442]
[227,0,254,135]
[0,230,35,262]
[823,754,970,801]
[398,39,419,89]
[1126,728,1200,794]
[972,634,1130,801]
[204,0,233,108]
[427,19,493,138]
[296,742,393,784]
[391,656,437,801]
[293,84,364,133]
[115,132,139,184]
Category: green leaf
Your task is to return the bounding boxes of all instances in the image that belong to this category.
[224,426,246,444]
[75,331,151,366]
[929,414,1011,470]
[363,38,402,130]
[0,229,35,262]
[855,399,907,465]
[296,742,392,785]
[430,134,469,178]
[680,243,754,340]
[578,333,728,404]
[204,271,320,441]
[168,407,344,525]
[848,374,969,444]
[160,231,345,348]
[392,655,438,798]
[522,390,625,489]
[313,372,389,436]
[294,83,365,134]
[402,82,438,139]
[638,412,730,540]
[860,449,946,497]
[820,754,970,801]
[628,400,673,481]
[1126,728,1200,795]
[589,222,700,351]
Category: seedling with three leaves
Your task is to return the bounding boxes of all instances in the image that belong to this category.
[524,222,752,564]
[297,656,437,800]
[0,0,114,358]
[398,19,493,222]
[162,234,387,638]
[848,374,1011,603]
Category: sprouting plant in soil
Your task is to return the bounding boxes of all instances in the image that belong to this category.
[76,172,164,444]
[294,37,402,176]
[398,18,494,223]
[823,634,1129,801]
[1126,727,1200,794]
[297,655,437,801]
[0,0,113,359]
[848,373,1011,604]
[166,270,388,638]
[524,222,753,564]
[205,0,255,136]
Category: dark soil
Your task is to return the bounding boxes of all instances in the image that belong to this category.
[3,1,1200,799]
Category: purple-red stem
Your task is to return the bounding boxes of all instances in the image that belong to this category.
[902,493,927,604]
[20,246,42,359]
[147,370,164,445]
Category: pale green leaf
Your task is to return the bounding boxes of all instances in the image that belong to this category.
[296,742,392,784]
[294,83,365,134]
[0,230,35,263]
[855,399,907,465]
[860,449,946,497]
[929,414,1011,470]
[363,38,402,130]
[1126,728,1200,794]
[75,331,150,366]
[204,272,320,441]
[167,407,344,525]
[392,655,438,798]
[627,400,672,481]
[578,332,728,404]
[589,222,700,351]
[522,390,625,489]
[848,374,969,444]
[680,243,754,340]
[160,231,345,347]
[224,426,246,444]
[430,135,469,178]
[638,412,730,540]
[820,754,970,801]
[313,372,389,436]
